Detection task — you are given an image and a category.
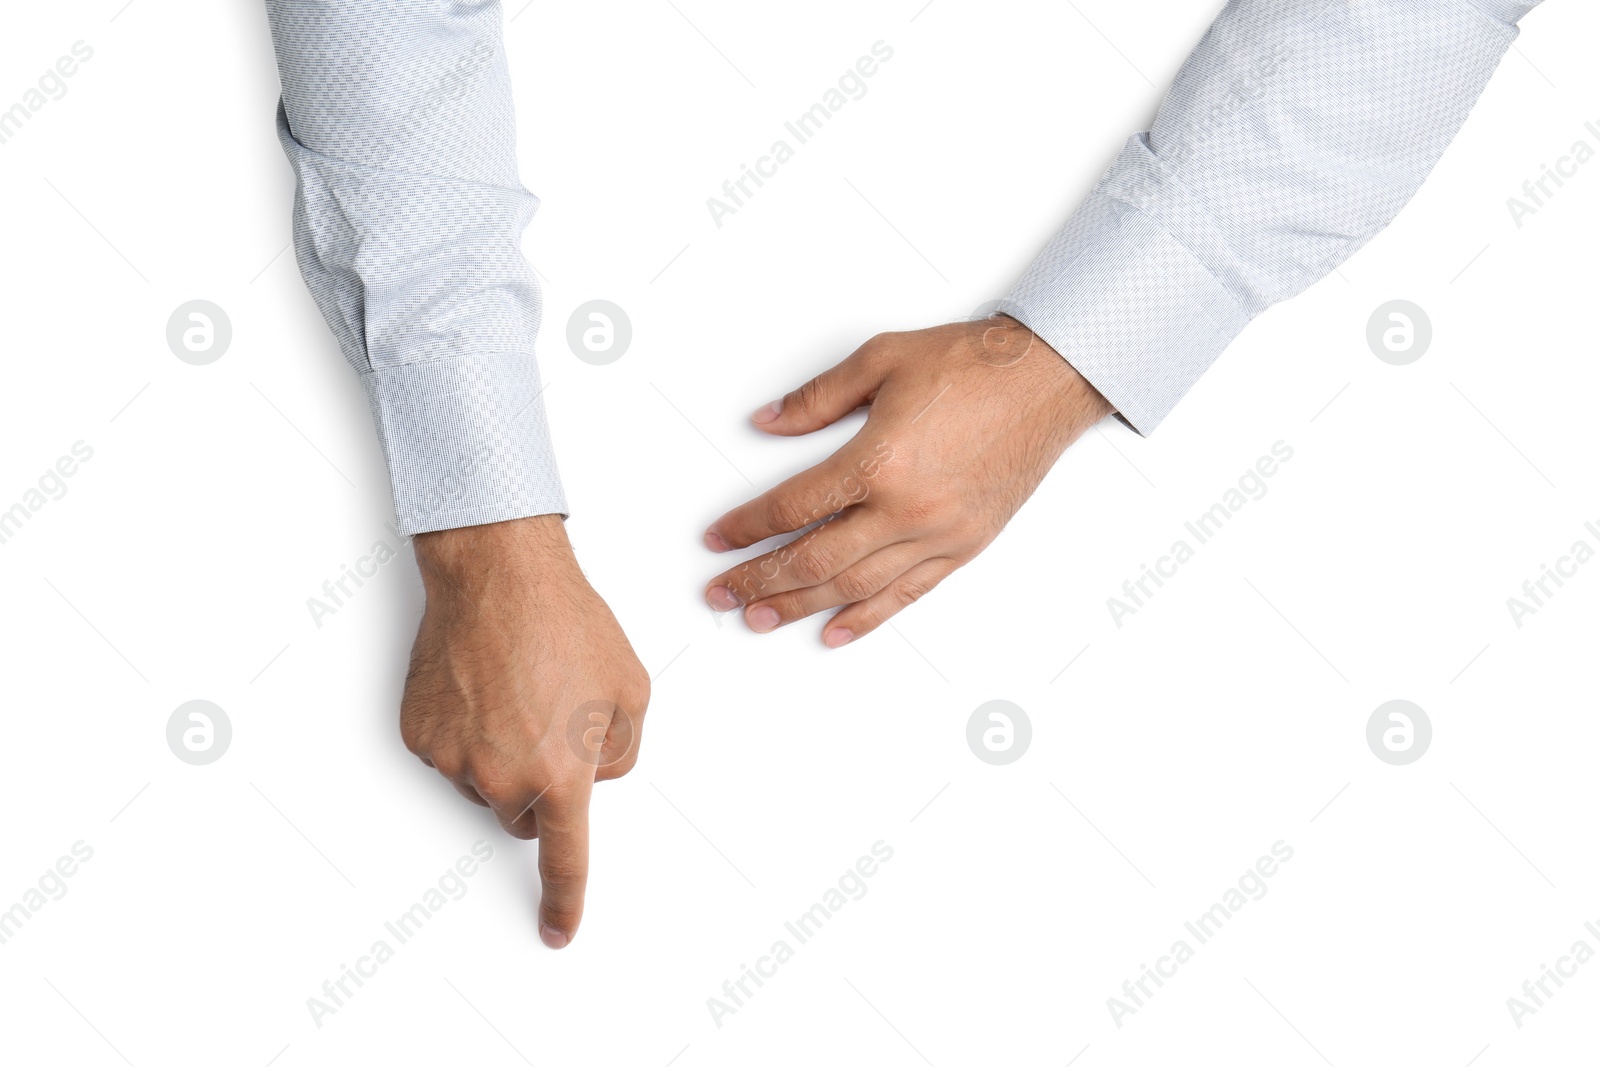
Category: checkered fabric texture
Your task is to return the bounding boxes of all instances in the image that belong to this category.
[264,0,566,535]
[999,0,1546,435]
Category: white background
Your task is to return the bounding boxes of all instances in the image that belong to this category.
[2,1,1597,1064]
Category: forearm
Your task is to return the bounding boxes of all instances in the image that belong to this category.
[263,0,565,533]
[1000,0,1546,433]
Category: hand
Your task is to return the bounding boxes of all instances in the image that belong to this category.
[401,515,650,949]
[702,316,1112,645]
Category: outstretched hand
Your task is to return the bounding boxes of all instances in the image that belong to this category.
[703,316,1112,645]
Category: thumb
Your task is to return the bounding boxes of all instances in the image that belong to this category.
[752,341,886,436]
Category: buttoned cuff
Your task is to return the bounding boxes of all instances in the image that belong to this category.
[996,190,1251,436]
[363,350,567,536]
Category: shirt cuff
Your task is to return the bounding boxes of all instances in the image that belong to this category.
[1472,0,1542,23]
[363,350,567,536]
[996,188,1251,436]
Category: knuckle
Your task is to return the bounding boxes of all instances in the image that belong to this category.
[792,375,828,414]
[474,778,516,809]
[765,497,814,535]
[429,753,465,781]
[789,544,836,585]
[468,762,524,808]
[599,748,640,781]
[832,567,881,604]
[893,571,940,608]
[539,858,586,892]
[400,730,427,758]
[626,672,651,714]
[499,814,540,840]
[857,333,898,369]
[398,715,429,757]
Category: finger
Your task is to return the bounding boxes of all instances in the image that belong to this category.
[569,699,644,783]
[480,780,546,842]
[739,542,925,634]
[819,557,958,648]
[704,449,869,553]
[751,340,885,436]
[424,750,498,811]
[449,778,492,809]
[534,784,592,949]
[705,508,888,610]
[595,703,644,782]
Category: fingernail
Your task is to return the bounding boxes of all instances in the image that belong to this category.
[751,399,782,424]
[704,530,730,552]
[824,628,855,649]
[706,585,741,611]
[540,924,569,949]
[747,605,781,633]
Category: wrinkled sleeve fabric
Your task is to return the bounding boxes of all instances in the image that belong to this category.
[996,0,1546,435]
[263,0,565,535]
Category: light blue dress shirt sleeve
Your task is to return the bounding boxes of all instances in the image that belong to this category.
[997,0,1547,435]
[263,0,566,535]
